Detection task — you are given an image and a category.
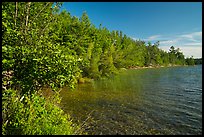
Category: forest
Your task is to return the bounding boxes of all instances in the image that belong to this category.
[2,2,200,135]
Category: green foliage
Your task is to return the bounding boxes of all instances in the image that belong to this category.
[194,58,202,65]
[12,42,81,93]
[168,46,186,65]
[185,56,195,65]
[2,89,82,135]
[2,2,81,94]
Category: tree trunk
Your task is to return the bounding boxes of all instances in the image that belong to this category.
[14,2,18,27]
[25,2,31,33]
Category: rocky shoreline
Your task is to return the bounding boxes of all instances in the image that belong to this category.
[127,64,186,70]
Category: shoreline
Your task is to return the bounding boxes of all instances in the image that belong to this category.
[126,64,188,70]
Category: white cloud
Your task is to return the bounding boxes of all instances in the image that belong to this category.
[140,31,202,58]
[180,31,202,39]
[179,32,202,44]
[160,40,177,45]
[160,45,202,58]
[181,46,202,58]
[182,42,202,46]
[144,35,161,41]
[132,37,139,41]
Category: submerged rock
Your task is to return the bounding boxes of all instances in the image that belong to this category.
[78,77,94,84]
[78,78,85,84]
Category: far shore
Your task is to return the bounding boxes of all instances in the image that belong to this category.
[126,64,189,70]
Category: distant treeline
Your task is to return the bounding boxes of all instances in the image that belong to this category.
[194,58,202,65]
[185,57,202,66]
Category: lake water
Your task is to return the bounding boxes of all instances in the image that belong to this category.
[59,65,202,135]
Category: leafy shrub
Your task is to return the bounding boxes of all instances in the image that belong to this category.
[2,89,82,135]
[11,43,82,94]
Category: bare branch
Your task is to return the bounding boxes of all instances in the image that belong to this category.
[39,15,57,38]
[32,2,52,23]
[74,110,95,134]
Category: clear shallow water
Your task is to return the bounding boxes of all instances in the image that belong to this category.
[59,65,202,135]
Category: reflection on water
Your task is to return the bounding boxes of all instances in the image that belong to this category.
[59,65,202,135]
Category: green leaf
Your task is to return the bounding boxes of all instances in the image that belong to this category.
[2,59,7,64]
[2,46,8,51]
[22,58,27,62]
[33,59,39,61]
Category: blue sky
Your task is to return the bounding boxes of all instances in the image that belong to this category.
[61,2,202,58]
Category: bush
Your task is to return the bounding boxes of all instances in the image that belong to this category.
[2,89,82,135]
